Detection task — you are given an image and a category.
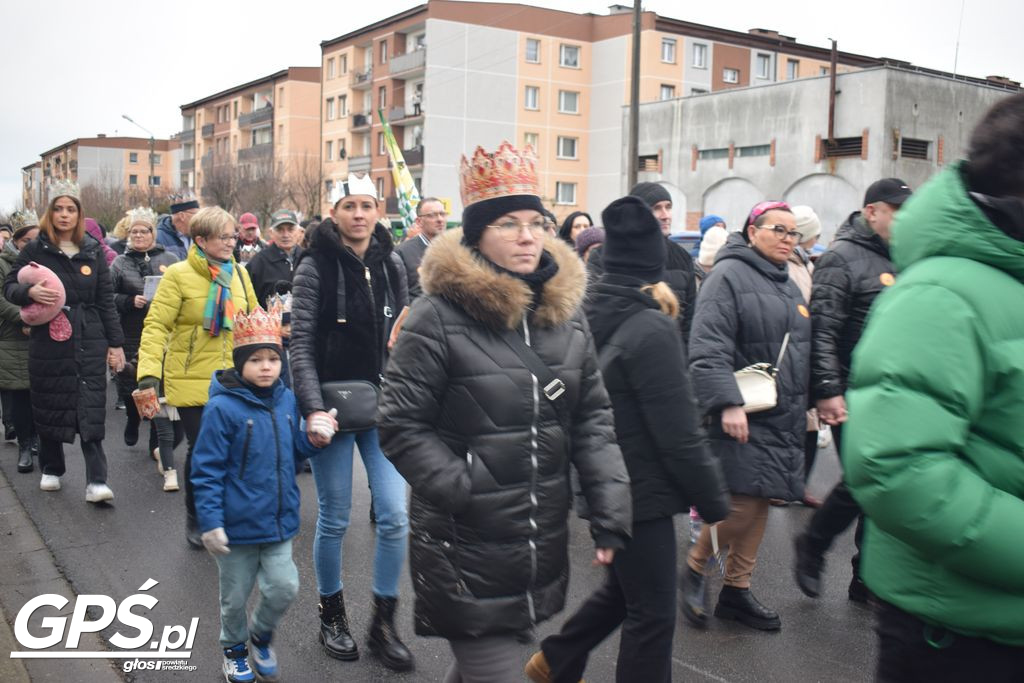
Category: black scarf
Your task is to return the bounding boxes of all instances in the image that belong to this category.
[476,249,560,310]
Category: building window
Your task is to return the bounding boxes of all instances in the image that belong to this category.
[524,85,539,110]
[278,124,284,145]
[756,53,771,79]
[253,127,272,146]
[558,90,579,114]
[556,136,578,159]
[555,181,577,205]
[340,54,348,74]
[378,132,386,155]
[326,140,334,161]
[149,176,161,187]
[378,86,387,109]
[661,38,676,63]
[820,66,830,76]
[660,84,676,100]
[380,41,388,64]
[559,44,580,68]
[723,68,740,84]
[325,179,334,196]
[525,37,540,63]
[690,87,708,95]
[736,144,771,157]
[524,132,539,149]
[786,59,799,80]
[327,58,335,79]
[692,43,708,69]
[129,174,138,185]
[339,139,346,159]
[339,94,347,117]
[326,98,335,121]
[376,177,385,199]
[150,153,162,165]
[129,152,138,163]
[698,147,730,160]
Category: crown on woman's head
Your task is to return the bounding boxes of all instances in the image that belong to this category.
[233,304,282,349]
[10,210,39,231]
[126,206,158,228]
[49,178,80,201]
[459,141,539,207]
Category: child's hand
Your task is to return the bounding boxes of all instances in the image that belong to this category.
[308,408,338,446]
[201,528,230,555]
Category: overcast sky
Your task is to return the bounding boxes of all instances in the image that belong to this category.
[1,0,1020,213]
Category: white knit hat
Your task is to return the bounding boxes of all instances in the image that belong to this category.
[790,205,822,243]
[698,225,729,268]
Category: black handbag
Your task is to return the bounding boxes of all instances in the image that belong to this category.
[320,380,381,433]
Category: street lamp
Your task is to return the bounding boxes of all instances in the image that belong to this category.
[122,114,156,206]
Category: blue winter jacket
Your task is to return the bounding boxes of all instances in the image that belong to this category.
[156,215,189,261]
[191,369,319,544]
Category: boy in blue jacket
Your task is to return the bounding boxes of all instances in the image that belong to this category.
[191,303,337,683]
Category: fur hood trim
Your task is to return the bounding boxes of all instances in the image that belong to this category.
[420,228,586,329]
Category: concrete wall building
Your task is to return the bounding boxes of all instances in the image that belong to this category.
[21,162,43,213]
[627,66,1020,241]
[37,136,181,197]
[179,66,321,198]
[317,1,881,219]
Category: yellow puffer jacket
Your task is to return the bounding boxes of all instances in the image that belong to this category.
[137,246,258,407]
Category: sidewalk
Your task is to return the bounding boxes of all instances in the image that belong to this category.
[0,465,123,683]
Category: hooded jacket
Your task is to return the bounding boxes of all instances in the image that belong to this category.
[688,233,811,501]
[3,232,125,443]
[0,243,30,390]
[378,229,632,640]
[809,212,894,399]
[191,369,319,544]
[846,163,1024,647]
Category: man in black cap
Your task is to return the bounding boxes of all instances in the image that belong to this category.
[793,177,911,603]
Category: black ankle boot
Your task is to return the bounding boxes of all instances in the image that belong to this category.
[367,595,414,672]
[185,514,203,549]
[124,418,139,447]
[794,533,825,598]
[319,590,358,661]
[714,586,781,631]
[17,440,34,473]
[679,566,709,628]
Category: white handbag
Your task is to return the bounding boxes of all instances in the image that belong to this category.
[733,333,790,414]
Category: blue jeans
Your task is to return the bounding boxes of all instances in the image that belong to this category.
[310,427,408,597]
[214,539,299,648]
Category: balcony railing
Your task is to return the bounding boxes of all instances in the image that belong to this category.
[201,123,214,138]
[351,113,371,129]
[390,48,426,77]
[239,107,273,127]
[201,152,213,169]
[387,106,405,121]
[348,155,371,172]
[180,158,195,172]
[403,147,423,166]
[179,129,195,142]
[238,143,273,162]
[350,68,373,89]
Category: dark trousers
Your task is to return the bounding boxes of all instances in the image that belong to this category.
[804,430,818,481]
[6,389,34,445]
[876,600,1024,682]
[542,517,677,683]
[153,417,185,472]
[39,437,107,484]
[178,406,205,521]
[804,425,864,574]
[1,389,13,431]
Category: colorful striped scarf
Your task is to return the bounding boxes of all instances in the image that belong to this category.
[200,249,235,336]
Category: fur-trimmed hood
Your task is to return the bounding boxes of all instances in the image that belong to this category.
[420,228,586,330]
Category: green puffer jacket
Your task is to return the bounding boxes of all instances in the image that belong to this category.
[846,162,1024,647]
[0,244,30,390]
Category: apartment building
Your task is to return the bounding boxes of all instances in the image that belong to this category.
[36,136,181,198]
[179,67,321,198]
[21,161,43,213]
[317,1,879,219]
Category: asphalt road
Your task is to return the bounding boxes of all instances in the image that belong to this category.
[1,386,875,682]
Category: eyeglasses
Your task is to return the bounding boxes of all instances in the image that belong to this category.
[755,224,804,242]
[419,211,447,221]
[128,229,152,237]
[487,219,547,240]
[208,233,238,243]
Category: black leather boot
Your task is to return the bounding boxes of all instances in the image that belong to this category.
[17,440,33,473]
[367,595,414,672]
[124,417,139,447]
[679,566,709,628]
[185,514,203,549]
[715,586,781,631]
[319,590,358,661]
[794,533,825,598]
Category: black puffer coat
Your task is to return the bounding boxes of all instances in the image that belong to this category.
[587,274,729,523]
[688,233,811,501]
[246,242,302,306]
[378,230,631,640]
[3,233,125,443]
[0,244,30,391]
[110,245,179,352]
[290,220,407,417]
[810,212,894,399]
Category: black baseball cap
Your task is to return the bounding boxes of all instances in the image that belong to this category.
[864,178,912,207]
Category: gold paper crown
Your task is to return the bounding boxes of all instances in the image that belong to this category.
[10,210,39,231]
[233,303,283,349]
[459,141,540,207]
[126,206,158,228]
[49,179,80,201]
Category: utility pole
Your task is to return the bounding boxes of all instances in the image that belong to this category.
[122,114,156,206]
[627,1,642,189]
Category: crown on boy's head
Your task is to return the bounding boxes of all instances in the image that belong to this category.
[233,305,282,349]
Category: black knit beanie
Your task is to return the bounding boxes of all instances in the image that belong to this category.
[233,343,283,374]
[629,181,672,208]
[461,194,546,246]
[601,196,665,282]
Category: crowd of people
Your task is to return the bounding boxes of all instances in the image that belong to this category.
[1,92,1022,682]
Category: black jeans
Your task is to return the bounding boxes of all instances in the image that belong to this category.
[153,416,185,472]
[5,389,34,445]
[39,437,107,484]
[803,425,864,573]
[177,406,205,521]
[876,600,1024,682]
[542,516,677,683]
[1,389,13,431]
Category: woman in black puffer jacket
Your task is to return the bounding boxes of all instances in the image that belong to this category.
[681,201,811,633]
[378,142,631,683]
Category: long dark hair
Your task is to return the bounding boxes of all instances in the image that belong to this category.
[557,211,593,246]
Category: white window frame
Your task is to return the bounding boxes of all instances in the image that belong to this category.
[559,44,580,68]
[555,181,577,206]
[723,68,739,84]
[525,38,540,63]
[692,43,708,69]
[327,57,335,79]
[524,85,539,110]
[787,59,799,80]
[661,38,676,64]
[660,84,676,100]
[326,140,334,161]
[558,90,580,114]
[524,132,539,149]
[326,97,335,121]
[756,53,771,79]
[556,136,578,159]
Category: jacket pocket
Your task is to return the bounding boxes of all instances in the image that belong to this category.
[238,419,254,479]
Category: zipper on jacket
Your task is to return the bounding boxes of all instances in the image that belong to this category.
[183,327,198,374]
[271,411,284,541]
[523,317,540,625]
[364,266,384,382]
[238,419,254,479]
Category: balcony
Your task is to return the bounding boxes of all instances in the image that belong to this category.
[239,107,273,128]
[389,48,426,78]
[350,68,373,89]
[201,123,214,138]
[180,129,195,142]
[351,112,372,130]
[180,158,195,172]
[201,151,213,169]
[385,197,400,214]
[403,147,423,167]
[348,155,371,173]
[387,106,406,122]
[238,143,273,162]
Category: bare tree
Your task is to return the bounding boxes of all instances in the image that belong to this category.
[79,168,126,231]
[287,153,323,220]
[235,159,290,227]
[201,162,238,213]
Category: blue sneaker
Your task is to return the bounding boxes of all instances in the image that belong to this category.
[222,643,255,683]
[250,632,279,682]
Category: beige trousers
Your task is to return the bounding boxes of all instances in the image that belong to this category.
[687,494,770,588]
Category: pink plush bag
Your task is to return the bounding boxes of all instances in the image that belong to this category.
[17,262,72,341]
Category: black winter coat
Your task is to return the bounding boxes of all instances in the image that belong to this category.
[3,233,125,443]
[378,230,632,640]
[394,233,430,299]
[810,212,894,399]
[291,221,407,417]
[587,274,729,523]
[246,243,302,306]
[688,233,811,501]
[110,245,179,353]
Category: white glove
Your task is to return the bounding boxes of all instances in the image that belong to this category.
[309,408,338,440]
[201,527,230,555]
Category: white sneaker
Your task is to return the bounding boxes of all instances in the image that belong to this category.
[39,474,61,491]
[85,483,114,503]
[163,469,179,492]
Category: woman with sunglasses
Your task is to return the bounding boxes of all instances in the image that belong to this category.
[680,200,811,632]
